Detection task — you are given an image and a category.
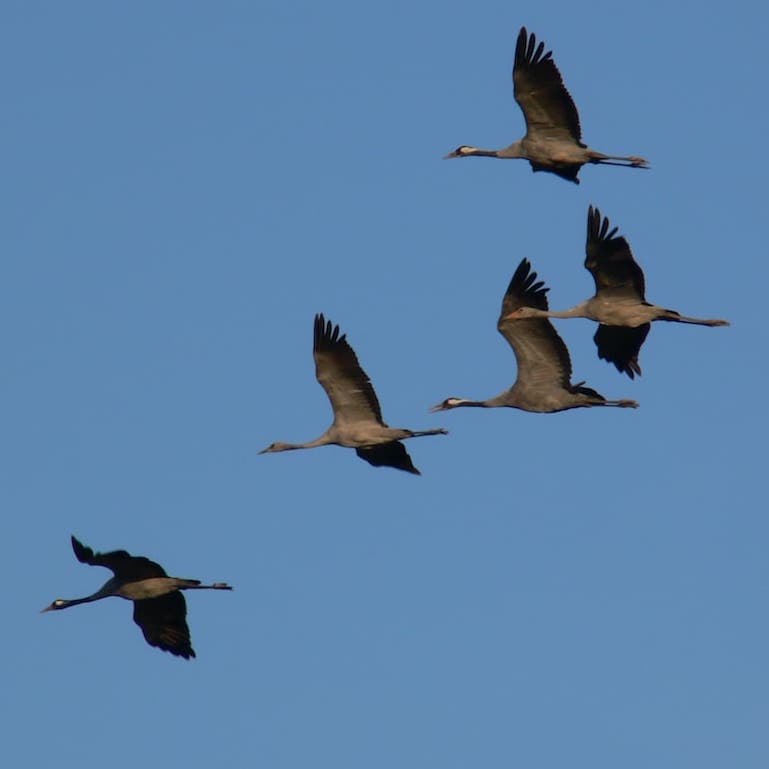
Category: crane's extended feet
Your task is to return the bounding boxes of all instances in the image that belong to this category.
[608,399,639,408]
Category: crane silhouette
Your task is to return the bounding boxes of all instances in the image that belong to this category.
[42,536,232,659]
[431,259,639,413]
[260,314,447,474]
[504,207,730,377]
[444,27,648,183]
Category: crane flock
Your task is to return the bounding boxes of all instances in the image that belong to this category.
[42,26,729,658]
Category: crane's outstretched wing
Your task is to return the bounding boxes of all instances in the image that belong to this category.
[313,314,385,427]
[594,323,650,379]
[497,259,574,391]
[585,206,646,300]
[71,536,168,581]
[513,27,582,143]
[356,442,420,475]
[133,592,196,659]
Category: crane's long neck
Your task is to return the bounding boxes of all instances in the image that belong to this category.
[516,300,589,320]
[543,304,590,319]
[279,435,334,451]
[53,591,110,610]
[466,147,504,158]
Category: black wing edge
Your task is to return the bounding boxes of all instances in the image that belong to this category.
[314,313,346,353]
[505,258,550,311]
[133,594,196,660]
[594,324,650,379]
[70,536,130,566]
[570,381,605,400]
[587,205,620,248]
[355,443,421,475]
[515,27,552,70]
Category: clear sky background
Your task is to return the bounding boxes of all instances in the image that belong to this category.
[3,2,767,767]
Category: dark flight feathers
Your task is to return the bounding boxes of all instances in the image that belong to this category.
[133,592,195,660]
[356,443,420,475]
[498,259,576,390]
[585,206,646,299]
[594,324,649,379]
[71,536,168,581]
[314,313,385,426]
[513,27,582,144]
[71,536,197,659]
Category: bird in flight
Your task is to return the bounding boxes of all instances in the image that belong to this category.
[431,258,639,413]
[260,314,448,474]
[444,27,648,183]
[504,207,730,377]
[42,536,232,659]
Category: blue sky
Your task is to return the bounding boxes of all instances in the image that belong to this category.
[3,2,767,767]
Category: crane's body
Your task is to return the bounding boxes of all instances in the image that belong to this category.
[42,537,232,659]
[431,259,638,414]
[444,28,648,183]
[505,208,730,377]
[260,314,447,474]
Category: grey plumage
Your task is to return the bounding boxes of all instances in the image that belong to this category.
[431,259,639,413]
[444,27,648,183]
[506,208,730,377]
[259,314,447,474]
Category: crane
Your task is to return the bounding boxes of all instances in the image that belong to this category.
[260,314,448,474]
[444,27,648,183]
[431,259,639,413]
[42,536,232,659]
[504,207,730,377]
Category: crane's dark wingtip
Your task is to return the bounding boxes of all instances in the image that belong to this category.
[70,536,92,563]
[314,312,344,350]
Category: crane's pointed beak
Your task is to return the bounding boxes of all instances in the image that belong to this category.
[428,403,446,413]
[40,604,55,613]
[443,150,461,159]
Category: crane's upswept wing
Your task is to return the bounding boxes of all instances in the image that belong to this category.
[133,592,196,659]
[71,536,168,581]
[513,27,582,144]
[356,442,420,475]
[313,314,385,428]
[497,259,574,392]
[594,323,650,379]
[585,206,646,300]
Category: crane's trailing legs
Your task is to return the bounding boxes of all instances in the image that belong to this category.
[588,151,649,168]
[405,428,449,438]
[659,311,730,326]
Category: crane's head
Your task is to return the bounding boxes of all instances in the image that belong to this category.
[503,307,540,320]
[443,146,477,159]
[429,397,464,412]
[41,599,69,613]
